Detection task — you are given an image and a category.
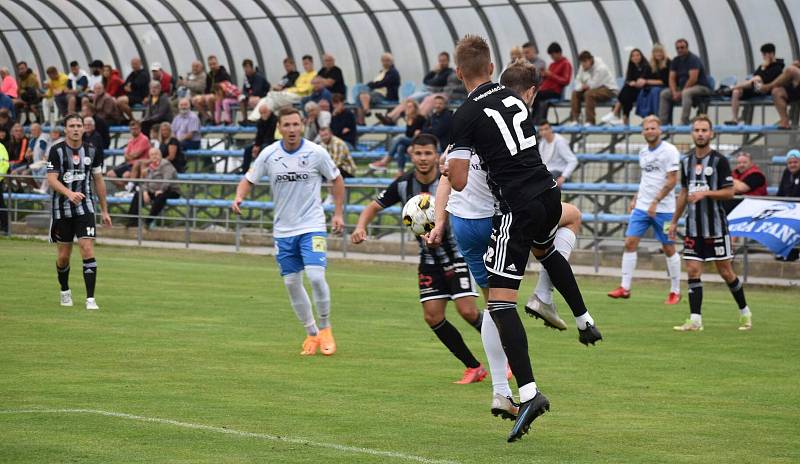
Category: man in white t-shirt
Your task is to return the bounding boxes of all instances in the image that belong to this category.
[537,121,578,186]
[608,115,681,304]
[233,107,345,356]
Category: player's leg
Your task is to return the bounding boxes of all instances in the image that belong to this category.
[277,236,320,355]
[74,215,99,309]
[713,237,752,331]
[55,239,73,307]
[609,209,647,298]
[675,238,704,331]
[301,232,336,355]
[421,296,484,382]
[655,212,681,304]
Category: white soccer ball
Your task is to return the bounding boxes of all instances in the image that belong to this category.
[402,193,436,237]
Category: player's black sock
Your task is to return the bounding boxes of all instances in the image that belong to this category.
[488,301,535,388]
[727,277,748,309]
[56,263,70,291]
[688,278,703,315]
[83,258,97,298]
[538,248,588,318]
[430,319,480,369]
[470,310,483,333]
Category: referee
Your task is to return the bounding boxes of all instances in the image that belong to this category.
[47,113,112,310]
[668,115,752,332]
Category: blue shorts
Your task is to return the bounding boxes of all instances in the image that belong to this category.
[274,232,328,276]
[450,215,493,288]
[625,209,674,244]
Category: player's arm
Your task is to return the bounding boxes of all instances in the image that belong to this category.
[648,171,678,217]
[92,169,112,227]
[691,185,734,202]
[426,174,451,248]
[446,109,475,192]
[330,174,345,233]
[669,187,687,240]
[350,201,384,244]
[47,172,84,204]
[232,177,252,215]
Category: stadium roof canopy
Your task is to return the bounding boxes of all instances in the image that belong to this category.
[2,0,798,87]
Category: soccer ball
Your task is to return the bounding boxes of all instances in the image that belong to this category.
[402,193,436,236]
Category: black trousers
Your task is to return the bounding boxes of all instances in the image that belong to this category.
[618,85,641,118]
[127,190,180,226]
[532,90,562,125]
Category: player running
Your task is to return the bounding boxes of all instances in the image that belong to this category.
[668,115,753,332]
[608,115,682,304]
[47,113,112,310]
[351,133,489,385]
[446,37,601,442]
[233,107,345,355]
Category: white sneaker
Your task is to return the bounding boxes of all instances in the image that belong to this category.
[562,120,579,127]
[524,293,568,331]
[33,186,49,194]
[86,298,99,310]
[605,115,624,126]
[600,112,616,123]
[490,394,519,421]
[60,290,73,307]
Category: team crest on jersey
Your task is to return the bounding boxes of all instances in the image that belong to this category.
[84,156,92,165]
[694,164,703,175]
[299,155,310,168]
[72,155,81,165]
[704,166,714,176]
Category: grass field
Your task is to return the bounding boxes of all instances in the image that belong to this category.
[1,238,798,463]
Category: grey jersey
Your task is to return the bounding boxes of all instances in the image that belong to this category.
[47,141,103,219]
[245,139,340,238]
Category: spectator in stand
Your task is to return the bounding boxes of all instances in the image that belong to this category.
[532,42,572,124]
[12,123,47,192]
[756,59,799,130]
[150,63,173,95]
[301,76,333,108]
[508,46,523,67]
[251,55,316,122]
[537,121,578,186]
[241,104,277,173]
[601,49,650,125]
[0,110,12,140]
[634,44,671,119]
[0,67,18,100]
[192,55,231,123]
[566,51,617,126]
[318,54,346,95]
[522,42,546,72]
[102,65,125,98]
[87,60,104,93]
[43,66,69,125]
[777,149,800,197]
[239,59,270,125]
[658,39,711,125]
[420,95,452,150]
[0,140,6,232]
[212,81,241,125]
[330,93,357,147]
[319,98,331,115]
[303,101,330,142]
[13,62,42,123]
[6,123,28,170]
[141,81,173,135]
[172,98,202,151]
[725,44,784,126]
[92,83,122,125]
[65,61,89,114]
[377,52,453,125]
[106,120,151,188]
[81,102,110,149]
[370,99,425,173]
[176,60,207,99]
[126,147,180,229]
[247,57,299,120]
[0,91,14,121]
[317,125,356,178]
[82,117,104,163]
[117,57,151,121]
[731,152,767,197]
[157,122,186,173]
[355,53,400,124]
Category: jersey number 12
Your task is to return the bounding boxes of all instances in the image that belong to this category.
[483,96,537,156]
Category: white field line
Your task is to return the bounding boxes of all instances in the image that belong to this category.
[0,408,459,464]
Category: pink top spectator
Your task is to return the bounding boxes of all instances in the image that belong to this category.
[2,75,18,98]
[125,132,152,163]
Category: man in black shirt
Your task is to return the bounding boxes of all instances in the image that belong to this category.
[192,55,232,123]
[330,93,357,146]
[46,114,112,311]
[241,104,277,173]
[447,36,601,442]
[240,59,270,125]
[725,43,784,125]
[777,149,800,197]
[116,57,150,121]
[669,116,752,332]
[351,134,488,385]
[318,54,346,96]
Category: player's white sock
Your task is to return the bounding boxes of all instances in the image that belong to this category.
[665,253,681,293]
[305,266,331,329]
[480,309,513,398]
[740,305,751,316]
[534,228,577,305]
[576,311,595,330]
[283,272,318,335]
[690,313,702,324]
[519,382,538,403]
[620,251,637,290]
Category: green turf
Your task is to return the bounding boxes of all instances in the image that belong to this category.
[1,238,798,463]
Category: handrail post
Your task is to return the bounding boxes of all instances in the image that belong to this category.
[235,211,241,252]
[136,181,143,245]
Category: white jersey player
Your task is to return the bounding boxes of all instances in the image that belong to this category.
[233,107,345,356]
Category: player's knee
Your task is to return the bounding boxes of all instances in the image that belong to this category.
[532,245,552,260]
[624,237,639,252]
[305,266,328,290]
[423,311,443,327]
[283,271,303,287]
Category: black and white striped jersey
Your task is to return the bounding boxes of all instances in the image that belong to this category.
[375,170,463,266]
[680,149,734,238]
[47,141,104,219]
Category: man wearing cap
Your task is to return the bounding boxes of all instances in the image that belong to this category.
[150,63,173,95]
[778,149,800,198]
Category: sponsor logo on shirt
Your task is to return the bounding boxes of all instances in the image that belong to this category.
[274,172,310,183]
[642,161,661,173]
[63,171,86,183]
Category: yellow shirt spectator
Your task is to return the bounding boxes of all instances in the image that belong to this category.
[286,71,316,97]
[45,73,69,98]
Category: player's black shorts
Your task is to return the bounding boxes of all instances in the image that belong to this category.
[50,214,97,243]
[682,235,733,262]
[485,186,562,289]
[418,258,478,303]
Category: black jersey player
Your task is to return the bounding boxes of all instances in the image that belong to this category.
[47,114,112,310]
[446,37,601,442]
